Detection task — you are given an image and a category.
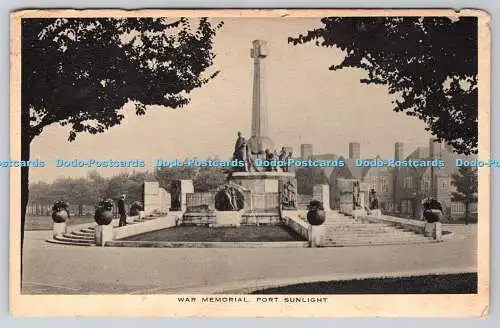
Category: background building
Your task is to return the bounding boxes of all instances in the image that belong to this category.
[301,140,477,221]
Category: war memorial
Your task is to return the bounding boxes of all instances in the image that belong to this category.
[46,40,447,249]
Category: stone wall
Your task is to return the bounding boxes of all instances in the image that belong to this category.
[186,192,216,209]
[248,192,280,212]
[143,181,171,214]
[313,184,330,209]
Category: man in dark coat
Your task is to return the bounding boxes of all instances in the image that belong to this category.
[118,194,127,227]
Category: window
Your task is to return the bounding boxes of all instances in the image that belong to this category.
[451,202,465,214]
[441,178,449,190]
[469,202,478,214]
[403,177,413,190]
[423,176,430,193]
[401,200,412,214]
[380,177,389,193]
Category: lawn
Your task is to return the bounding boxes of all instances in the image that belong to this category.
[251,273,477,294]
[25,215,96,231]
[122,225,306,242]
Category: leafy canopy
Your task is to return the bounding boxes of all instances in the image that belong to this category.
[289,17,478,155]
[22,17,223,142]
[451,166,478,203]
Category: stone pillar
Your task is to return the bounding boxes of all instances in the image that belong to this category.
[180,180,194,212]
[424,222,443,241]
[159,188,171,213]
[248,40,274,154]
[143,181,161,213]
[94,224,114,246]
[308,225,325,247]
[52,222,67,238]
[313,184,330,210]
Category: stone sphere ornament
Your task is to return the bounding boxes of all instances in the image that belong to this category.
[307,200,326,226]
[52,209,69,223]
[94,199,114,225]
[423,209,442,223]
[422,198,443,223]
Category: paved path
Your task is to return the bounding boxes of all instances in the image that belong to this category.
[21,224,477,294]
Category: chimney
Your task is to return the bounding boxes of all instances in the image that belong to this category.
[349,142,360,160]
[429,138,442,159]
[395,142,404,161]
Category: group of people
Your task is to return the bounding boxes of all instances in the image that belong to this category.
[222,185,240,211]
[233,131,293,172]
[263,147,293,172]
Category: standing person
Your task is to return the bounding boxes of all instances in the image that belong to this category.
[233,131,248,171]
[278,147,287,172]
[284,151,293,173]
[118,194,127,227]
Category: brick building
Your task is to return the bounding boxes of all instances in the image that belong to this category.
[321,140,477,220]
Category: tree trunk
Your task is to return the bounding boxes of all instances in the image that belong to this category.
[21,132,31,284]
[464,201,469,225]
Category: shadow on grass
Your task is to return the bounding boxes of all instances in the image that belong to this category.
[251,273,477,294]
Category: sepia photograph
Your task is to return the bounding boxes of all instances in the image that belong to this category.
[9,9,490,317]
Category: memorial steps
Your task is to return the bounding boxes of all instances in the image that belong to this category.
[322,213,436,246]
[46,213,436,247]
[46,216,157,246]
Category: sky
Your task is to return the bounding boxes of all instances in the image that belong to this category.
[29,17,432,183]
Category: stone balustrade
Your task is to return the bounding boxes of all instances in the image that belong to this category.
[351,213,443,241]
[93,213,181,246]
[282,210,325,247]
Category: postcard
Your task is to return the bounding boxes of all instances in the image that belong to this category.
[9,8,490,317]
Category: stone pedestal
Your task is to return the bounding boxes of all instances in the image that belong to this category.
[159,188,171,213]
[179,180,194,211]
[144,181,161,213]
[337,178,370,213]
[231,172,294,215]
[95,224,114,246]
[52,222,67,238]
[144,181,171,214]
[215,211,242,227]
[231,172,292,194]
[424,222,442,241]
[308,225,326,247]
[313,184,330,210]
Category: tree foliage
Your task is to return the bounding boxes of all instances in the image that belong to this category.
[23,17,224,142]
[296,167,328,195]
[193,167,227,192]
[451,166,478,219]
[289,17,478,155]
[28,171,157,207]
[155,166,228,192]
[19,17,223,262]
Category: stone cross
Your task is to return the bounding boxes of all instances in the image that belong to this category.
[248,40,274,154]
